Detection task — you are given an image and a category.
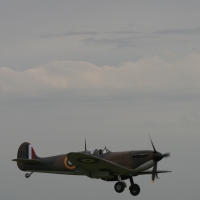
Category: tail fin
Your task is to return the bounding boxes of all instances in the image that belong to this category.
[17,142,38,159]
[13,142,39,171]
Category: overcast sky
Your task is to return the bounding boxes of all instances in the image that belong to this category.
[1,1,200,200]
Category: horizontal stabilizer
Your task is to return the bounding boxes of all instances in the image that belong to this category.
[12,158,40,164]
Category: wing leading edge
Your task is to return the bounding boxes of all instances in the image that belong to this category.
[68,152,134,177]
[137,170,172,175]
[68,152,171,178]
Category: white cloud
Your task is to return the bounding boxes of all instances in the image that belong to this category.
[0,54,200,92]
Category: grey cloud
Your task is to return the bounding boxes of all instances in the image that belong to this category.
[81,28,200,50]
[82,35,158,49]
[39,28,200,51]
[41,30,142,39]
[107,31,141,35]
[153,27,200,35]
[40,27,200,40]
[82,37,136,49]
[40,31,99,38]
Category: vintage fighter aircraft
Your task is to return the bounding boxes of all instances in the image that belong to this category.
[12,138,171,196]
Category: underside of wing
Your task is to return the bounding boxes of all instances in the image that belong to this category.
[68,152,134,178]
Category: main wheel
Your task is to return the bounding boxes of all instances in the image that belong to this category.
[114,182,125,193]
[129,184,140,196]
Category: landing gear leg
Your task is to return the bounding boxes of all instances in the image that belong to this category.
[129,177,140,196]
[114,174,127,193]
[25,172,33,178]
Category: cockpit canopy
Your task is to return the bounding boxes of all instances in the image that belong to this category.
[86,147,111,155]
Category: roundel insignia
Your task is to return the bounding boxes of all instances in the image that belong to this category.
[77,158,99,163]
[64,157,76,170]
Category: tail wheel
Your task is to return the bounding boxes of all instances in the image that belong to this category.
[25,172,33,178]
[114,182,125,193]
[129,184,140,196]
[25,173,30,178]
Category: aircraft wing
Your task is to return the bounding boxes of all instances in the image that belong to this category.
[68,152,134,176]
[136,170,172,175]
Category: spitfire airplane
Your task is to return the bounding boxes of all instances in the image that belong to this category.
[13,138,171,196]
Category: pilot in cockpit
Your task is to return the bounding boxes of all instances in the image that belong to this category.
[98,149,103,154]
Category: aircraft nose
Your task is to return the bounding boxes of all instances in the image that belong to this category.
[153,152,163,162]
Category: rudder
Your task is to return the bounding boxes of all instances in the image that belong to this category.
[17,142,38,159]
[16,142,39,171]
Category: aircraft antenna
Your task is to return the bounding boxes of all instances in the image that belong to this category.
[85,139,87,152]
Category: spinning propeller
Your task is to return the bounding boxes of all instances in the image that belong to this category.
[149,136,170,182]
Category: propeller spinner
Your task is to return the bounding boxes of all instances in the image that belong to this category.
[149,136,170,182]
